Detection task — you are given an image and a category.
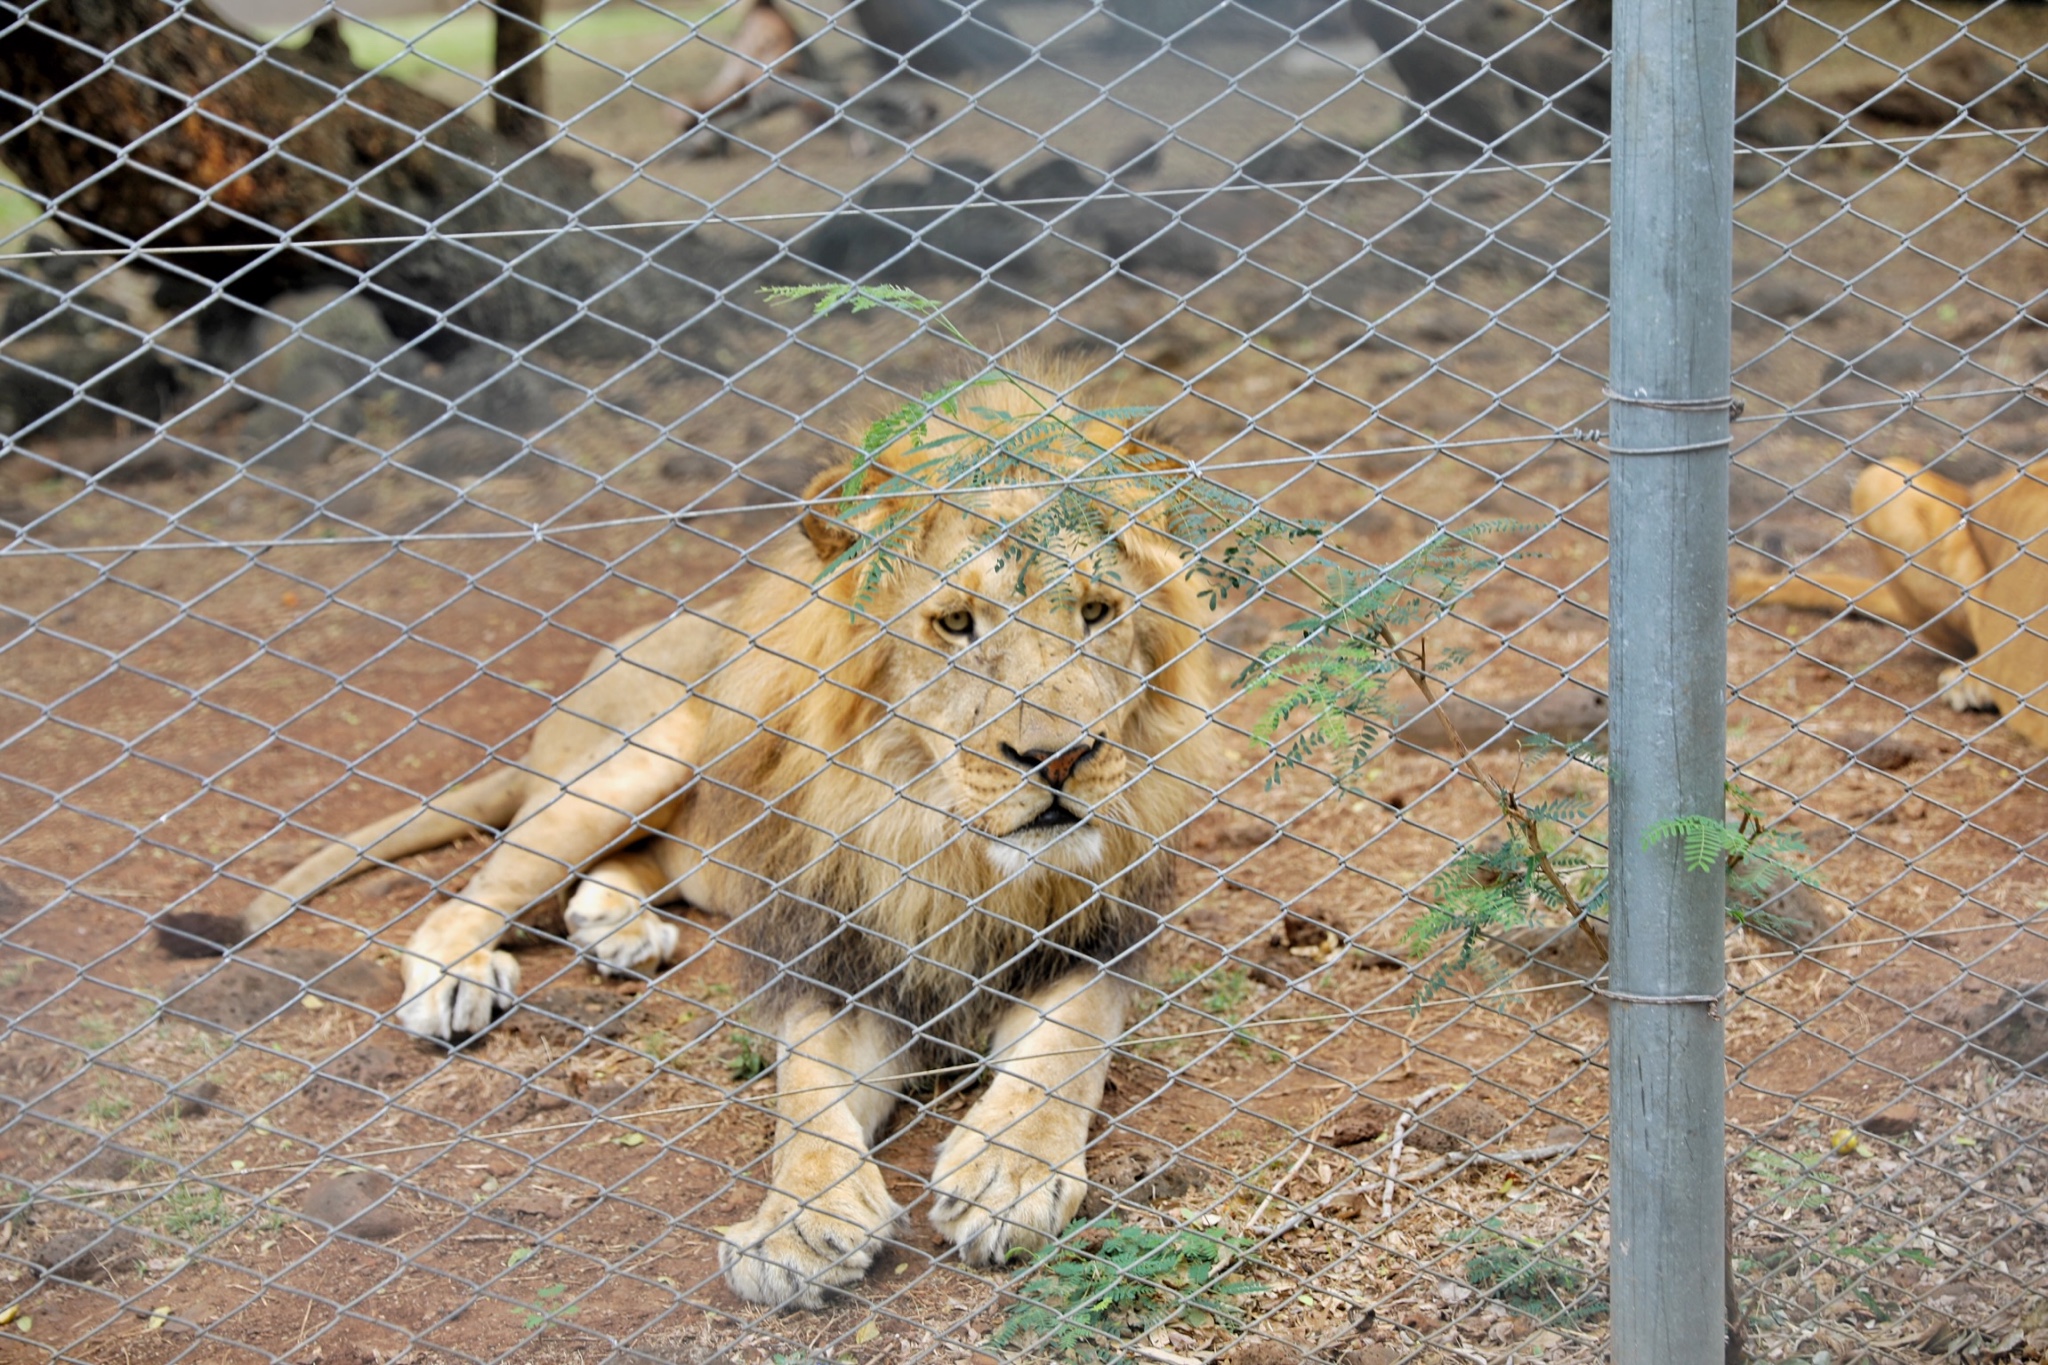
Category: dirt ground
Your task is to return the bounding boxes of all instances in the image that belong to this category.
[2,0,2047,1362]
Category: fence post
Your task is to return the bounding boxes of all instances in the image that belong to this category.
[1606,0,1736,1358]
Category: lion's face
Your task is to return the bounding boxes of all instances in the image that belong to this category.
[794,377,1216,884]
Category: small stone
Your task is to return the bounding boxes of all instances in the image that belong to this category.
[1324,1098,1395,1148]
[168,1080,224,1119]
[1337,1348,1399,1365]
[1409,1094,1510,1154]
[1222,1340,1299,1365]
[36,1228,146,1283]
[1833,728,1921,771]
[1542,1122,1587,1149]
[301,1170,409,1241]
[1857,1104,1920,1138]
[1941,981,2048,1075]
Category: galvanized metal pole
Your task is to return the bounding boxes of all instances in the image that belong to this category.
[1607,0,1736,1357]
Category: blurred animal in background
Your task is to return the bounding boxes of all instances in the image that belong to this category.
[668,0,1020,151]
[1733,457,2048,751]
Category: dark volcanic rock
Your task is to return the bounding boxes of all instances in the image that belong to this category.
[36,1227,146,1283]
[301,1170,409,1240]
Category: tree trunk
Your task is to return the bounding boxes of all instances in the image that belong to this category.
[493,0,550,146]
[0,0,753,360]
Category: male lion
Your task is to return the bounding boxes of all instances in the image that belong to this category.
[1734,456,2048,750]
[163,371,1223,1305]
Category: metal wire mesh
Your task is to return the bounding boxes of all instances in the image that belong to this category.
[0,0,2043,1361]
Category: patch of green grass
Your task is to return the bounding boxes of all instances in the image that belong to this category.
[156,1183,230,1238]
[83,1086,133,1129]
[74,1014,121,1053]
[992,1217,1260,1363]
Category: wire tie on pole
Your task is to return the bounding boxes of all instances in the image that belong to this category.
[1600,388,1744,456]
[1594,987,1724,1018]
[1602,387,1744,416]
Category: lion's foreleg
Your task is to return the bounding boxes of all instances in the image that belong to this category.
[929,970,1123,1265]
[398,746,691,1040]
[720,1004,910,1308]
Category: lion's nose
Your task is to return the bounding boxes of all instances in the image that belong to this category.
[1000,738,1098,789]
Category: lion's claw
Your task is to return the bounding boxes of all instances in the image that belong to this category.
[929,1128,1085,1267]
[397,946,518,1041]
[720,1174,903,1308]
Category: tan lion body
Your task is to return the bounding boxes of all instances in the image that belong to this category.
[196,372,1222,1306]
[1734,457,2048,749]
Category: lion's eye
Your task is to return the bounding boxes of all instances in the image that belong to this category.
[937,609,975,639]
[1081,600,1113,627]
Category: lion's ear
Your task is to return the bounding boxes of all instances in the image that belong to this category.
[800,464,858,561]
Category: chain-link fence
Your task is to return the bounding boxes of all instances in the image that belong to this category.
[0,0,2044,1360]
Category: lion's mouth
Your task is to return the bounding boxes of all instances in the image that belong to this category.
[1020,800,1082,832]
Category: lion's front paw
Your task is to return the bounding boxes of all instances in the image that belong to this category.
[719,1170,903,1309]
[1939,664,2001,714]
[929,1125,1086,1267]
[397,944,518,1041]
[565,881,679,977]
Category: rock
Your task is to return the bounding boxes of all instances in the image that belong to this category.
[1833,728,1922,771]
[1078,1143,1201,1217]
[1071,197,1222,279]
[1336,1348,1400,1365]
[997,156,1102,218]
[1741,277,1826,323]
[1825,337,1963,389]
[36,1227,146,1283]
[399,418,527,481]
[1239,138,1367,197]
[1494,920,1608,1008]
[163,948,392,1032]
[1350,0,1607,159]
[1733,874,1843,949]
[0,238,191,440]
[1410,1093,1509,1153]
[1393,684,1607,753]
[233,287,401,472]
[319,1041,419,1095]
[69,1146,168,1184]
[793,159,1036,278]
[166,1080,225,1119]
[301,1170,409,1240]
[515,986,641,1046]
[1222,1340,1300,1365]
[1934,981,2048,1075]
[1857,1104,1920,1138]
[246,288,399,380]
[237,355,350,472]
[1324,1098,1395,1148]
[1543,1121,1587,1149]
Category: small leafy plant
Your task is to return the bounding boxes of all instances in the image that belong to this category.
[516,1282,580,1332]
[1453,1219,1606,1324]
[725,1028,768,1082]
[992,1216,1260,1362]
